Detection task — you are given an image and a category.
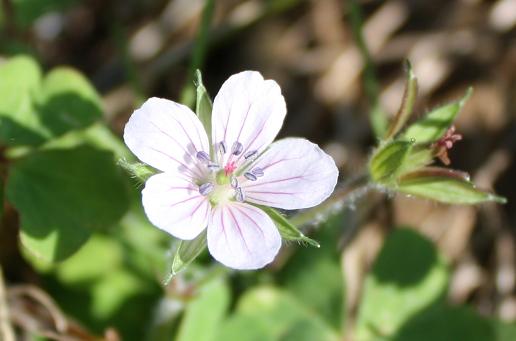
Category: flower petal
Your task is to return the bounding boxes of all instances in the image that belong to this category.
[142,172,210,240]
[242,138,338,209]
[207,203,281,270]
[124,97,209,179]
[211,71,286,165]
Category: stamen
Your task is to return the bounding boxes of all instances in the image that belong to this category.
[199,182,214,196]
[196,151,210,163]
[235,187,245,202]
[231,141,243,155]
[244,150,257,160]
[230,176,239,188]
[207,162,220,171]
[251,167,264,177]
[244,172,257,181]
[218,141,227,154]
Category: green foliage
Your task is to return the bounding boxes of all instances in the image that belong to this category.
[402,88,472,145]
[355,229,449,340]
[38,67,103,137]
[369,140,413,184]
[216,286,339,341]
[398,167,506,204]
[176,278,230,341]
[279,213,345,329]
[6,145,130,261]
[0,55,46,146]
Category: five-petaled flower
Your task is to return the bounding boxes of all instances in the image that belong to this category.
[124,71,338,270]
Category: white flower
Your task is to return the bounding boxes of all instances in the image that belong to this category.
[124,71,338,270]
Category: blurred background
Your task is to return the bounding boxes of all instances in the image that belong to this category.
[0,0,515,340]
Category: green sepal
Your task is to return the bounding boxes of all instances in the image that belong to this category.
[194,70,213,144]
[402,88,472,145]
[369,140,413,185]
[118,158,156,184]
[260,206,320,248]
[398,167,506,205]
[385,60,418,140]
[165,231,208,284]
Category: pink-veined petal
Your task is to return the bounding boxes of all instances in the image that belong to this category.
[124,97,209,179]
[207,203,281,270]
[142,172,210,240]
[241,138,338,210]
[211,71,286,165]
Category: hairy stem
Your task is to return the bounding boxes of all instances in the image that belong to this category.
[290,173,370,227]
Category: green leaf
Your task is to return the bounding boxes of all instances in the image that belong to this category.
[38,67,103,137]
[369,140,413,184]
[40,123,131,160]
[6,145,130,262]
[216,286,339,341]
[398,167,506,204]
[385,60,418,139]
[355,229,449,341]
[195,70,213,144]
[393,306,496,341]
[280,213,345,329]
[165,231,208,283]
[260,206,319,247]
[402,88,472,145]
[176,277,230,341]
[0,55,46,146]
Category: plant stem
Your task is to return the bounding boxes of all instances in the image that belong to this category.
[290,173,370,227]
[0,267,15,341]
[180,0,215,107]
[348,0,388,138]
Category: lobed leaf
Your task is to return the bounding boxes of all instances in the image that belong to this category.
[6,145,130,262]
[38,67,103,137]
[0,55,46,146]
[355,229,449,341]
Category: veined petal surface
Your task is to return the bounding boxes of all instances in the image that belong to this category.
[207,203,281,270]
[242,138,338,210]
[142,173,210,240]
[211,71,286,166]
[124,97,209,179]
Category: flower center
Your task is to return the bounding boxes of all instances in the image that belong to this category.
[224,161,237,176]
[195,140,265,205]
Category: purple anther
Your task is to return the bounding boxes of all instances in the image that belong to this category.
[244,150,257,160]
[199,182,214,196]
[244,172,257,181]
[235,187,245,202]
[251,167,264,177]
[230,176,239,189]
[196,151,210,163]
[207,162,220,171]
[218,141,227,154]
[231,141,243,156]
